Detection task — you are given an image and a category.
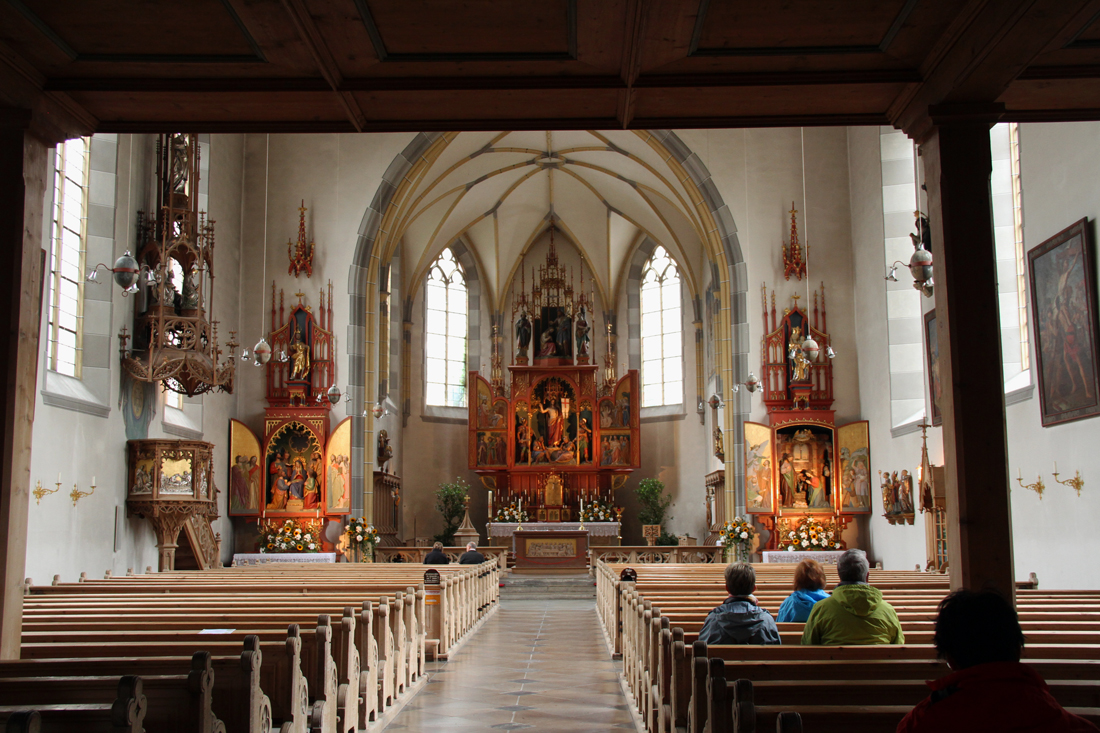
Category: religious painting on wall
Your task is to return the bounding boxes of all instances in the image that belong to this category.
[577,401,594,465]
[774,425,835,511]
[120,372,156,441]
[514,402,531,465]
[924,310,942,427]
[534,306,573,362]
[1028,218,1100,426]
[837,421,871,513]
[228,418,262,515]
[325,417,352,513]
[265,421,324,512]
[530,376,578,465]
[744,421,773,513]
[880,468,915,521]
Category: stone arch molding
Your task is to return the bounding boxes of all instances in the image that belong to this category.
[347,130,750,519]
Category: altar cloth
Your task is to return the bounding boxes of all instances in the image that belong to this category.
[762,550,847,565]
[488,522,619,552]
[232,552,336,566]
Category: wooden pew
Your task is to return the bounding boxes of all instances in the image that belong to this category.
[0,675,145,733]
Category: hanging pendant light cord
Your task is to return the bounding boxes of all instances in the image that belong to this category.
[260,133,270,334]
[801,127,810,304]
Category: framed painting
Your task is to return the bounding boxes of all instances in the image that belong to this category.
[264,421,324,513]
[228,418,262,515]
[325,417,352,514]
[924,309,942,427]
[837,421,871,513]
[1028,218,1100,426]
[744,421,773,514]
[774,424,835,513]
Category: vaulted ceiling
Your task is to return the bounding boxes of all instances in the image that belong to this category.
[3,0,1100,142]
[394,130,704,312]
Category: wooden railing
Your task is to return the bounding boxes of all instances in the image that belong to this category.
[374,546,508,570]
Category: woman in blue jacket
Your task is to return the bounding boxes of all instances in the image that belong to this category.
[777,558,829,623]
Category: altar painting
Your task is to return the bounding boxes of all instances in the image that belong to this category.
[476,381,508,429]
[534,305,573,361]
[132,456,155,496]
[229,418,262,514]
[529,377,578,465]
[325,417,351,513]
[745,421,773,513]
[577,401,594,465]
[599,432,632,466]
[837,421,871,512]
[775,424,835,511]
[265,421,324,512]
[476,431,508,467]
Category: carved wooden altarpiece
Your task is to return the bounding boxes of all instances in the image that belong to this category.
[752,285,872,550]
[228,285,352,552]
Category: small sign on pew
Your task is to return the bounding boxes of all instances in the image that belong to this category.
[424,569,441,585]
[620,568,637,582]
[198,628,236,634]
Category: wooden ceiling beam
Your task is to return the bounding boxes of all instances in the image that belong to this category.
[616,0,650,129]
[280,0,365,131]
[892,0,1100,139]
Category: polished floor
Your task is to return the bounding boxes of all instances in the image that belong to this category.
[383,598,638,732]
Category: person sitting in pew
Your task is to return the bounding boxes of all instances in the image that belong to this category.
[698,563,781,646]
[801,548,904,645]
[897,589,1099,733]
[424,542,450,564]
[459,542,486,565]
[777,558,829,623]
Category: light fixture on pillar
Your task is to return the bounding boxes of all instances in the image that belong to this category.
[885,212,934,298]
[730,372,761,394]
[326,383,342,405]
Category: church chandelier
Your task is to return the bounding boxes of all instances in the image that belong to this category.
[118,133,238,396]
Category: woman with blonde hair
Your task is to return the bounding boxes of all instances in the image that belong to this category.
[777,558,829,623]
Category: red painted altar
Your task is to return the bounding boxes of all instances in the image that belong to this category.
[470,227,639,521]
[749,284,871,550]
[228,283,352,522]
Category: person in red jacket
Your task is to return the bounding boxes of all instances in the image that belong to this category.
[898,589,1098,733]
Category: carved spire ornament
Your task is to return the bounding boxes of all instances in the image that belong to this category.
[288,200,315,277]
[120,133,237,396]
[782,202,807,281]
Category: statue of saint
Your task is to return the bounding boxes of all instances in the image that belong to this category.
[290,324,310,380]
[169,134,190,193]
[180,270,199,310]
[789,326,812,381]
[575,307,591,357]
[377,429,393,473]
[516,311,532,358]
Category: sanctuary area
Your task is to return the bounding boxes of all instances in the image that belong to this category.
[4,1,1100,730]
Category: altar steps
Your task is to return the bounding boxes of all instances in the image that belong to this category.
[500,572,597,599]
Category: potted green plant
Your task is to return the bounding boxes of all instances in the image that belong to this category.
[635,477,677,545]
[434,477,470,546]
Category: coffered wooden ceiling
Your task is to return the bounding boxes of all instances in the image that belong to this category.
[2,0,1100,141]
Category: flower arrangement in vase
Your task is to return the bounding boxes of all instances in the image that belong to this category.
[260,518,320,553]
[494,503,530,523]
[344,517,379,562]
[779,516,840,551]
[579,500,614,523]
[718,516,756,562]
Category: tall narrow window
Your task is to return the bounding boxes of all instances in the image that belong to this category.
[640,246,683,407]
[47,137,90,377]
[990,122,1030,392]
[425,248,468,408]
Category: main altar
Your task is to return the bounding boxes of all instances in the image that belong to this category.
[744,284,871,550]
[473,227,639,544]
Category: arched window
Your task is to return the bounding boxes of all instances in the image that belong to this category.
[640,246,683,407]
[46,137,91,378]
[425,247,468,407]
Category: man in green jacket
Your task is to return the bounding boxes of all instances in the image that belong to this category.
[801,549,905,645]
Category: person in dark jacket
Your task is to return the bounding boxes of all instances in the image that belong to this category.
[458,541,486,565]
[898,589,1098,733]
[698,562,781,646]
[423,541,449,565]
[777,558,829,623]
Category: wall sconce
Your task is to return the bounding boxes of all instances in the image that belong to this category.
[33,479,60,505]
[71,477,96,506]
[87,251,156,295]
[1052,462,1084,497]
[1016,469,1045,499]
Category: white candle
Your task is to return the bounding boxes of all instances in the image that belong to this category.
[91,475,96,487]
[518,498,522,514]
[581,498,585,517]
[1054,460,1058,474]
[57,472,61,484]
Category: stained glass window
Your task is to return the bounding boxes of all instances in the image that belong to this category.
[425,248,468,407]
[640,246,682,407]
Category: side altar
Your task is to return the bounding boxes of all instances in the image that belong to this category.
[470,227,639,530]
[745,284,872,551]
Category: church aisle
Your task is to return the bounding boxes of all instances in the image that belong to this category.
[384,598,638,732]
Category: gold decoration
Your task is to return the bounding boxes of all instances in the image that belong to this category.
[1053,466,1084,497]
[287,201,315,277]
[71,481,96,506]
[1016,472,1046,500]
[33,480,60,505]
[782,203,807,281]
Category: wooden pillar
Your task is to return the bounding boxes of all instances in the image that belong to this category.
[0,114,48,657]
[922,110,1015,602]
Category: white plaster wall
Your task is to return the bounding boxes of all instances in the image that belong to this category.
[25,134,246,583]
[1005,121,1100,589]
